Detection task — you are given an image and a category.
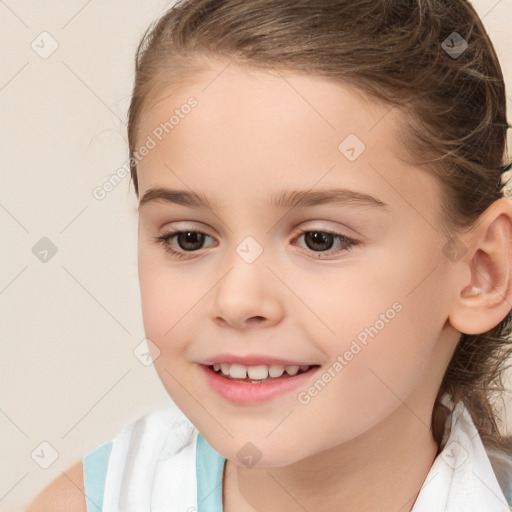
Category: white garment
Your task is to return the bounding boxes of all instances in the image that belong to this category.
[101,405,199,511]
[99,401,512,511]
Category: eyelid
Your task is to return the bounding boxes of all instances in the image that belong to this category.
[157,222,354,242]
[155,223,361,260]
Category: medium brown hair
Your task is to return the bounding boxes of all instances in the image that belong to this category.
[127,0,512,481]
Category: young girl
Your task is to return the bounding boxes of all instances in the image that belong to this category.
[27,0,512,510]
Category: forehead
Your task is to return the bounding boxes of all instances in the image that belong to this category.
[134,62,441,224]
[137,63,401,152]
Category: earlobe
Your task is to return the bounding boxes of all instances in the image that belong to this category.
[448,199,512,335]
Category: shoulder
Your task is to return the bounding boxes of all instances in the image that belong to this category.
[23,406,196,512]
[24,460,86,512]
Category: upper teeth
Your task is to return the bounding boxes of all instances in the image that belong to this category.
[212,363,311,380]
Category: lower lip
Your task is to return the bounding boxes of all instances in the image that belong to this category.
[198,364,321,405]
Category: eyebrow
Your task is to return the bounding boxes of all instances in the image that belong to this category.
[138,187,389,211]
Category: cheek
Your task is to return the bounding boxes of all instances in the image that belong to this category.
[293,240,448,410]
[138,260,197,409]
[138,249,193,358]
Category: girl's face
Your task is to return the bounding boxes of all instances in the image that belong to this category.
[136,61,461,466]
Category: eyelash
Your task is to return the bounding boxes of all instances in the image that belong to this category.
[153,227,360,260]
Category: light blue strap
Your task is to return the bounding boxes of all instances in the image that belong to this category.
[196,433,227,512]
[83,440,113,512]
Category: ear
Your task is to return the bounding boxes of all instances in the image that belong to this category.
[448,197,512,335]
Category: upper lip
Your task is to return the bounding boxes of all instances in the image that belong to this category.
[200,353,319,367]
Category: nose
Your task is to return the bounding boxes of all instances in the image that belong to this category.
[211,255,285,330]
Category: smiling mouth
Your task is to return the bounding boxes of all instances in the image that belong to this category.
[208,363,320,383]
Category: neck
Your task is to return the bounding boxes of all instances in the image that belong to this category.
[223,402,440,512]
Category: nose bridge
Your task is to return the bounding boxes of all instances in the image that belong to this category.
[211,233,284,327]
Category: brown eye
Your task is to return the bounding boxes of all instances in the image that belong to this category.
[154,229,214,259]
[302,231,335,251]
[174,231,206,251]
[294,229,359,257]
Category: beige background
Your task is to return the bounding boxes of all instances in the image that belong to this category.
[1,0,511,509]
